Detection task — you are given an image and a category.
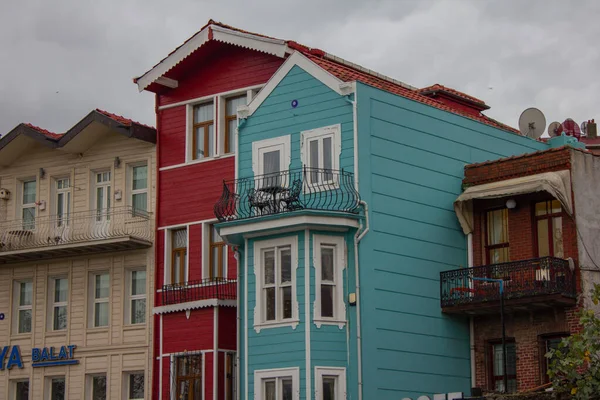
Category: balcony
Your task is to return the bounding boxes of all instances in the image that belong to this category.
[440,257,577,315]
[214,167,360,222]
[0,206,153,264]
[161,278,237,306]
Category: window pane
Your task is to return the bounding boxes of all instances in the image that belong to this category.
[131,299,146,324]
[309,139,319,169]
[282,286,292,319]
[18,310,32,333]
[282,378,293,400]
[208,124,214,157]
[264,380,276,400]
[323,137,333,170]
[551,200,562,214]
[96,187,104,211]
[487,209,508,245]
[489,247,510,265]
[323,377,336,400]
[54,306,68,330]
[92,376,107,400]
[173,253,183,284]
[280,248,291,283]
[537,219,550,257]
[195,127,206,159]
[22,207,35,229]
[132,271,146,296]
[129,373,144,399]
[321,247,334,281]
[264,251,275,285]
[553,217,564,258]
[132,165,148,190]
[227,119,236,153]
[321,285,334,318]
[535,201,548,216]
[95,274,109,299]
[212,246,220,278]
[23,181,36,204]
[132,193,147,213]
[194,102,213,123]
[263,150,281,176]
[173,229,187,249]
[15,381,29,400]
[212,225,223,243]
[57,192,64,217]
[51,377,65,400]
[20,282,32,306]
[265,288,276,321]
[55,278,68,302]
[95,302,109,327]
[226,96,246,116]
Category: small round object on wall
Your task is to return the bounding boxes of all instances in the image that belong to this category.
[291,99,299,108]
[0,313,5,320]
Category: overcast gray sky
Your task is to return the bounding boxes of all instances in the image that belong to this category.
[1,0,598,136]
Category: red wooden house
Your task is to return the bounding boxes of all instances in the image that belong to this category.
[134,20,295,400]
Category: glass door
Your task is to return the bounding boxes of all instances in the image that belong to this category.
[94,172,111,222]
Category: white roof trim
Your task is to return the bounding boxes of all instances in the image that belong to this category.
[153,299,236,315]
[136,24,288,92]
[242,51,353,118]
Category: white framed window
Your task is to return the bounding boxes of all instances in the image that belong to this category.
[315,367,346,400]
[124,372,144,400]
[93,171,111,222]
[167,227,188,285]
[125,269,146,325]
[55,177,71,227]
[10,379,29,400]
[13,280,32,334]
[301,124,341,186]
[20,179,36,230]
[313,235,346,328]
[89,272,109,328]
[45,376,65,400]
[255,367,300,400]
[191,101,215,160]
[86,374,107,400]
[203,222,227,280]
[49,277,68,331]
[130,164,148,214]
[220,94,247,155]
[253,236,299,332]
[252,135,291,177]
[171,352,203,400]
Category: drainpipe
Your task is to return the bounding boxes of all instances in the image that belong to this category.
[354,200,369,400]
[468,233,476,389]
[234,248,241,400]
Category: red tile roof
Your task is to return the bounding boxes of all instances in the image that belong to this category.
[95,109,155,130]
[464,145,593,170]
[23,123,62,139]
[418,84,486,106]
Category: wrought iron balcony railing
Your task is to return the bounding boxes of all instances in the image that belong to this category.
[214,167,360,222]
[440,257,577,312]
[162,278,237,305]
[0,206,152,255]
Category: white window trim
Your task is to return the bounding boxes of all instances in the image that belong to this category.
[164,227,189,285]
[129,162,149,213]
[92,170,112,218]
[313,235,346,328]
[86,374,107,400]
[89,272,109,328]
[254,367,300,400]
[217,91,249,156]
[125,268,147,325]
[48,276,68,331]
[251,135,291,177]
[54,177,71,224]
[19,178,37,224]
[169,351,205,400]
[253,236,299,332]
[314,367,347,400]
[187,100,217,162]
[13,280,33,335]
[10,379,30,400]
[300,124,342,189]
[123,371,145,400]
[45,376,66,400]
[202,220,228,280]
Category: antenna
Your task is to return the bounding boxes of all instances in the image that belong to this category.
[518,107,546,139]
[581,121,588,136]
[562,118,581,139]
[548,121,563,137]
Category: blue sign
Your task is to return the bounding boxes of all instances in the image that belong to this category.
[0,345,78,370]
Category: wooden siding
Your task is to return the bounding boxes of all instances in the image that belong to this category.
[355,82,548,399]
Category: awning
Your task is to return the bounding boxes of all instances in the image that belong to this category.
[454,170,572,234]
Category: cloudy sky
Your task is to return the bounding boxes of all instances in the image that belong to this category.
[1,0,598,136]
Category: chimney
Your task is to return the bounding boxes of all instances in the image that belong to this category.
[588,120,597,139]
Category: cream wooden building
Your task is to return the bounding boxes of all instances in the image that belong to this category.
[0,110,156,400]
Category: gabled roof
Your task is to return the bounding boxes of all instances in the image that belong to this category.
[23,123,62,139]
[140,19,520,135]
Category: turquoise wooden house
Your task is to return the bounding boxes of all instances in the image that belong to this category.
[213,50,549,399]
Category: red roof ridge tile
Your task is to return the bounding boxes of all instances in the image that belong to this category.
[23,123,62,139]
[464,146,580,169]
[95,109,155,130]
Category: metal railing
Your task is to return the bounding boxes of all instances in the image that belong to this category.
[162,278,237,305]
[0,206,152,252]
[214,167,360,222]
[440,257,576,309]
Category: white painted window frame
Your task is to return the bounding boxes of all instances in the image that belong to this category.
[202,220,228,280]
[92,170,112,221]
[86,373,107,400]
[169,351,205,400]
[89,272,110,328]
[129,162,149,213]
[13,280,33,335]
[253,236,299,332]
[254,367,300,400]
[125,268,147,325]
[217,90,254,156]
[44,375,66,400]
[314,367,347,400]
[300,124,342,189]
[49,276,68,331]
[10,379,30,400]
[313,235,346,328]
[165,226,189,285]
[123,371,145,400]
[54,177,71,226]
[251,135,291,177]
[19,178,37,227]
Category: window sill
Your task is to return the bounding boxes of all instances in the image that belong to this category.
[161,153,235,171]
[10,333,32,339]
[45,330,67,338]
[86,326,109,333]
[314,319,346,329]
[254,319,299,333]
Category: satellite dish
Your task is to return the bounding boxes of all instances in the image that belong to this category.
[548,121,563,137]
[581,121,588,136]
[562,118,581,139]
[518,107,546,139]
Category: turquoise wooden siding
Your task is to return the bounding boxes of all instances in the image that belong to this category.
[355,82,549,399]
[238,65,354,176]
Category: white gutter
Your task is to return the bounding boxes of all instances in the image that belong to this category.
[467,233,476,388]
[354,200,369,400]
